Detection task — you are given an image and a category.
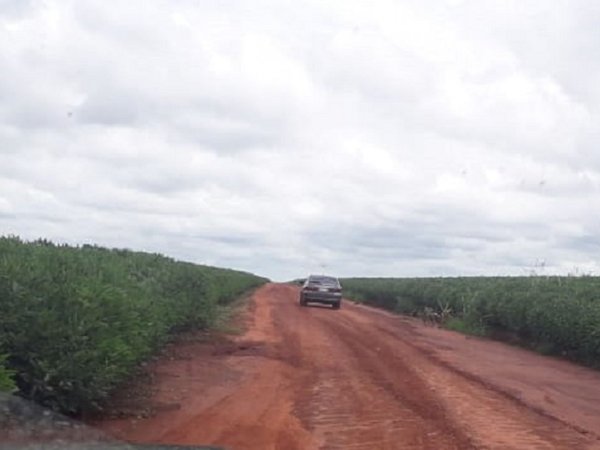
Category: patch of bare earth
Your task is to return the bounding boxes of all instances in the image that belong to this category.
[94,284,600,450]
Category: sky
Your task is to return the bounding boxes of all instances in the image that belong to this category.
[1,0,600,281]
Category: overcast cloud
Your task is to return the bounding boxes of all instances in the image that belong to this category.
[1,0,600,280]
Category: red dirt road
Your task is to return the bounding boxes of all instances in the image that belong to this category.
[98,283,600,449]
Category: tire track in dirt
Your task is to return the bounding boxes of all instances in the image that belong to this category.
[292,302,596,449]
[273,301,472,449]
[96,283,600,449]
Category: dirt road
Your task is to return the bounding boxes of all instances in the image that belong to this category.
[98,283,600,449]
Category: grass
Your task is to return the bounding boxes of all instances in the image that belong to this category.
[213,289,256,336]
[445,317,488,337]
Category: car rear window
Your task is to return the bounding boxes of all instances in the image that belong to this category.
[309,276,338,285]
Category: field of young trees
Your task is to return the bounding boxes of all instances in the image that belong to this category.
[0,236,267,414]
[4,236,600,418]
[342,276,600,367]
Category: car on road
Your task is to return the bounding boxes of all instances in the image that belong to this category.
[299,275,342,309]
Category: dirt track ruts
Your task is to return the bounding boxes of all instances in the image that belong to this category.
[97,283,600,449]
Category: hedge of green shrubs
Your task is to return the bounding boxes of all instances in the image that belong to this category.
[342,276,600,367]
[0,236,267,413]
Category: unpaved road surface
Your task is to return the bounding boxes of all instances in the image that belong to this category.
[98,283,600,449]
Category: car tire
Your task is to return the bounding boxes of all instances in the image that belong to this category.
[299,295,307,307]
[332,301,341,310]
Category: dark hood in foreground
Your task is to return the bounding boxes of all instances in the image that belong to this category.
[0,394,223,450]
[0,446,223,450]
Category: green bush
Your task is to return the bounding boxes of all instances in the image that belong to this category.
[0,236,267,414]
[342,276,600,367]
[445,317,487,337]
[0,355,15,392]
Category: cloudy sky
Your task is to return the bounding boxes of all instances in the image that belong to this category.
[1,0,600,280]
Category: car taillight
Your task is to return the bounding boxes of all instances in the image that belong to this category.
[304,286,318,291]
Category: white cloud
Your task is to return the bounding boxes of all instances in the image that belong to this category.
[1,0,600,280]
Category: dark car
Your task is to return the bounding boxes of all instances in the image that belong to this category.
[299,275,342,309]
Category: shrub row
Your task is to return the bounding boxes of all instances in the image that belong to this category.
[341,277,600,367]
[0,236,268,413]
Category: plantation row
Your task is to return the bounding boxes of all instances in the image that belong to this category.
[341,277,600,367]
[0,236,268,414]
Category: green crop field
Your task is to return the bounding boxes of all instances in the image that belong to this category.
[342,276,600,367]
[0,236,268,414]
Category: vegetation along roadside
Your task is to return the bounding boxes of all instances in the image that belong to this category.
[342,276,600,368]
[0,236,268,415]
